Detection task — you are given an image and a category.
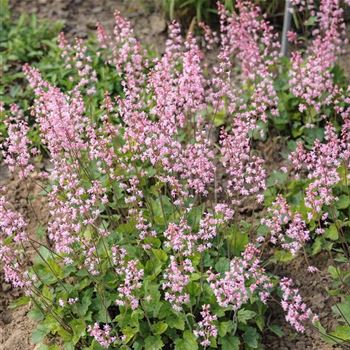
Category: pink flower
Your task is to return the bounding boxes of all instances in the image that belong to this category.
[87,323,117,348]
[220,126,266,203]
[261,195,310,255]
[112,246,144,310]
[289,123,342,212]
[307,266,319,273]
[280,277,316,333]
[194,305,218,347]
[162,256,193,311]
[1,105,34,178]
[289,0,347,111]
[208,244,272,309]
[0,191,30,289]
[287,31,298,43]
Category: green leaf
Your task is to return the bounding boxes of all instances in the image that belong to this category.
[166,313,185,330]
[237,309,256,324]
[41,314,59,333]
[305,16,317,26]
[225,226,248,257]
[131,309,144,323]
[188,281,201,297]
[243,327,259,348]
[218,321,234,337]
[144,335,164,350]
[28,307,45,321]
[35,344,60,350]
[330,325,350,341]
[152,249,168,262]
[175,330,198,350]
[57,326,73,342]
[268,324,284,338]
[144,250,167,278]
[32,324,50,344]
[272,249,293,263]
[215,257,230,274]
[255,314,265,332]
[267,171,288,188]
[88,339,107,350]
[221,335,240,350]
[36,346,48,350]
[152,322,168,335]
[132,341,144,350]
[47,257,64,280]
[213,110,226,127]
[303,127,324,146]
[332,298,350,323]
[36,225,46,240]
[116,221,136,236]
[328,265,341,280]
[76,288,93,317]
[324,224,339,241]
[37,345,60,350]
[145,257,163,277]
[143,283,162,318]
[190,273,201,281]
[336,195,350,210]
[94,295,112,323]
[312,237,323,255]
[70,319,86,344]
[42,285,53,301]
[187,205,204,231]
[63,343,75,350]
[9,295,30,309]
[121,326,138,343]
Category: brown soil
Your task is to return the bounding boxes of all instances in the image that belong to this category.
[260,139,344,350]
[0,167,49,350]
[264,253,343,350]
[10,0,167,53]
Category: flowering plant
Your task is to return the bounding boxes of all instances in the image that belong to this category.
[1,1,350,349]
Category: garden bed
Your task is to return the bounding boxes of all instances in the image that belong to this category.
[1,1,350,349]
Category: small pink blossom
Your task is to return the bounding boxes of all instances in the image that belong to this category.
[280,277,316,333]
[87,323,117,348]
[194,304,218,347]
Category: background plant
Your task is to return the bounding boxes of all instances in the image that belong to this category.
[0,0,123,151]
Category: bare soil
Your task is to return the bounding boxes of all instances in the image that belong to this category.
[264,254,343,350]
[0,166,49,350]
[10,0,167,53]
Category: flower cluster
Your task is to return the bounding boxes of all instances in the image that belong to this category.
[194,304,218,348]
[1,104,34,179]
[58,32,97,94]
[164,219,194,256]
[162,256,194,312]
[289,0,348,112]
[0,192,30,289]
[112,245,144,310]
[261,195,310,255]
[87,323,117,349]
[280,277,318,333]
[208,244,272,309]
[163,205,233,257]
[289,124,342,214]
[220,126,266,203]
